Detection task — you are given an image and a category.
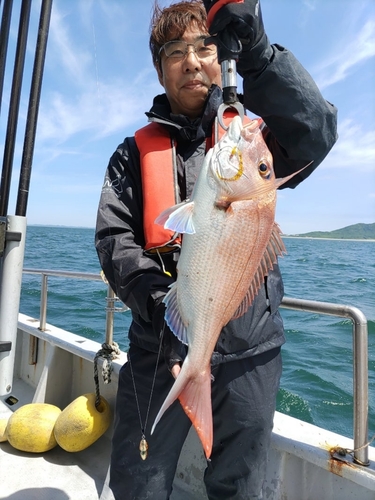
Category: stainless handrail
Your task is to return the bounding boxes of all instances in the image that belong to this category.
[21,268,369,466]
[280,297,369,466]
[22,268,127,344]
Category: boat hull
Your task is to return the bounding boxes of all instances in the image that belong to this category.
[0,315,374,499]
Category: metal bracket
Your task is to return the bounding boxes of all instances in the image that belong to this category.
[0,218,6,256]
[217,101,245,132]
[0,217,22,256]
[6,231,22,241]
[0,341,12,353]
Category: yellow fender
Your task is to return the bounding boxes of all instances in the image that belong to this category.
[6,403,61,452]
[54,393,111,452]
[0,416,10,442]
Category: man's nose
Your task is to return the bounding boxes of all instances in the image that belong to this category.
[183,47,202,71]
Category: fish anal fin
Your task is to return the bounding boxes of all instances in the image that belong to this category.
[155,201,195,234]
[178,369,213,459]
[232,223,286,320]
[163,282,188,345]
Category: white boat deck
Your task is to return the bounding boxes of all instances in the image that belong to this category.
[1,395,112,499]
[0,315,374,500]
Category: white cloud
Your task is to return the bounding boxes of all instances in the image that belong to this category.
[303,0,317,11]
[321,118,375,171]
[315,19,375,89]
[36,1,160,144]
[48,5,93,85]
[37,73,159,144]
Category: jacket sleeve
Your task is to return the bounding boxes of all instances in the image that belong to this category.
[239,40,338,188]
[95,137,174,323]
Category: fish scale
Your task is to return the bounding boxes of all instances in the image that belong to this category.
[181,199,275,326]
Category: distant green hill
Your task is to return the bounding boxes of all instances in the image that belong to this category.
[288,223,375,240]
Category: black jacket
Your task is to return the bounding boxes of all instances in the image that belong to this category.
[95,43,337,362]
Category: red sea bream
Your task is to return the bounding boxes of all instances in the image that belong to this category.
[151,116,303,459]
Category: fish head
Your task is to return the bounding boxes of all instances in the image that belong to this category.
[209,116,277,207]
[210,116,311,207]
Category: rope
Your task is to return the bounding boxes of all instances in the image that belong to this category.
[94,342,121,409]
[333,432,375,466]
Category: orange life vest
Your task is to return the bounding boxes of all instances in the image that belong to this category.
[134,111,251,254]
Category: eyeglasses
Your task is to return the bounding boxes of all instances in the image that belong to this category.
[159,36,217,60]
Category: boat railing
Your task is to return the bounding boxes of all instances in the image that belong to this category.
[21,268,369,466]
[22,268,128,342]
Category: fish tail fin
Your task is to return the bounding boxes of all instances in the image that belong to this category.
[151,358,213,459]
[178,368,213,459]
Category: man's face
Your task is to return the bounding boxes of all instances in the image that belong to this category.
[157,25,222,119]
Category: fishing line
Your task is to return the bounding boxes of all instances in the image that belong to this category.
[128,324,165,460]
[101,217,165,461]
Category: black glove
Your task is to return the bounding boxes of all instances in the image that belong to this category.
[204,0,271,76]
[151,297,187,372]
[204,0,264,48]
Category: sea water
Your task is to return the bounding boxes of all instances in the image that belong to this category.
[19,225,375,442]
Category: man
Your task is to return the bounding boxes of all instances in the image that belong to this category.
[95,1,337,498]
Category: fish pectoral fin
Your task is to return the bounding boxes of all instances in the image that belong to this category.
[155,200,195,234]
[232,223,286,320]
[178,370,213,459]
[164,282,188,345]
[274,161,313,189]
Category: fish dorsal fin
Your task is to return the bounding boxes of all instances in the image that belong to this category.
[232,223,286,320]
[163,282,189,345]
[155,201,195,234]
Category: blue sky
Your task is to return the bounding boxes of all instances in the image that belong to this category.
[1,0,374,234]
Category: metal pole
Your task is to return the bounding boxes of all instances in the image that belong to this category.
[105,285,115,345]
[351,308,369,466]
[0,215,27,395]
[0,0,13,116]
[0,0,31,217]
[39,273,48,331]
[16,0,53,216]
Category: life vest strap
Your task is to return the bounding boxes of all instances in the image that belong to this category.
[135,123,181,254]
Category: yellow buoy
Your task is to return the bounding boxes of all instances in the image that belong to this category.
[54,393,111,452]
[6,403,61,452]
[0,416,10,442]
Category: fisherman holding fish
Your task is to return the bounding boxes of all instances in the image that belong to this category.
[95,1,337,498]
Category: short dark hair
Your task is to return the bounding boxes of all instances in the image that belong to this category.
[149,1,209,69]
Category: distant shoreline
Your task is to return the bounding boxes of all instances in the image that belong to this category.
[27,224,375,242]
[282,236,375,242]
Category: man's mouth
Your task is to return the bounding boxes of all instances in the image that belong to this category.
[182,80,206,90]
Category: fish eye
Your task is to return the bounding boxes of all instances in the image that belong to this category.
[258,161,271,179]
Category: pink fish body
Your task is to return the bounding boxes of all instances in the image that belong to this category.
[152,116,299,458]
